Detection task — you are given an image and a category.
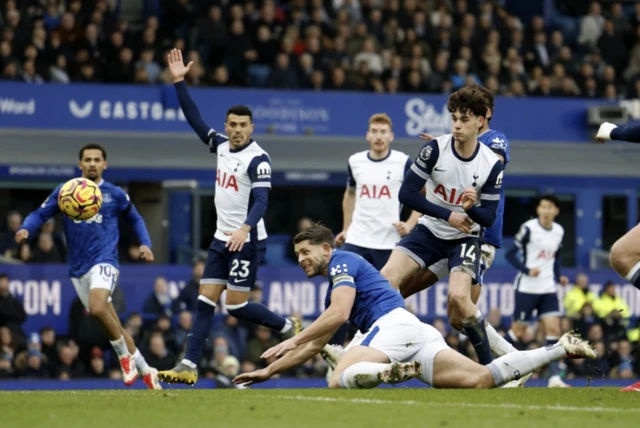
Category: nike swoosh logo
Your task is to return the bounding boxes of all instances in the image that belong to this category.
[235,279,248,283]
[187,334,193,337]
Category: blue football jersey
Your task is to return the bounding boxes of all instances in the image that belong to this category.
[478,129,510,248]
[325,250,404,332]
[21,179,151,278]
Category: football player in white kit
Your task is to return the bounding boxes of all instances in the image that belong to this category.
[379,86,503,366]
[233,225,596,389]
[158,49,301,385]
[335,113,421,270]
[505,194,570,388]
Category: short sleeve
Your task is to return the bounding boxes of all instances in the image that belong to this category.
[248,153,272,189]
[488,131,510,165]
[480,160,503,203]
[409,139,439,180]
[328,255,358,289]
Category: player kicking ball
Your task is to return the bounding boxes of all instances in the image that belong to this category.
[233,225,596,389]
[16,144,161,389]
[596,121,640,392]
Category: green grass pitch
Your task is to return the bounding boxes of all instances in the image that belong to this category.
[1,388,635,428]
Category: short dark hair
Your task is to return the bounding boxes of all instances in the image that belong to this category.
[447,86,489,119]
[467,84,495,122]
[79,143,107,160]
[0,273,8,281]
[292,224,335,248]
[226,105,253,121]
[538,193,560,208]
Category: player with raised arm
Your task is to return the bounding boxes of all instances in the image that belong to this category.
[157,49,301,385]
[505,194,570,388]
[335,113,421,270]
[232,225,596,389]
[595,121,640,392]
[15,143,161,390]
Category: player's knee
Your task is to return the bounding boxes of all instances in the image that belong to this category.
[447,289,470,312]
[380,266,399,288]
[88,300,108,318]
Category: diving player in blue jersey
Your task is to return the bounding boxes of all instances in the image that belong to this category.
[15,143,161,389]
[157,49,302,385]
[596,121,640,393]
[232,225,596,389]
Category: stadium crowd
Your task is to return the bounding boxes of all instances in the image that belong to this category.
[0,0,639,98]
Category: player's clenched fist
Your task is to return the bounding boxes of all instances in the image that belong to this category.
[14,229,29,244]
[448,212,472,234]
[461,188,477,210]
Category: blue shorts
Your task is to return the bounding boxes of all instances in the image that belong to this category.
[395,224,482,282]
[343,243,392,271]
[513,291,561,323]
[201,238,267,292]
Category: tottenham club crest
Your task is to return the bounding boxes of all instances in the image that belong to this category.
[419,146,432,161]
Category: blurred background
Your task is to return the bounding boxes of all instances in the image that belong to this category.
[0,0,639,387]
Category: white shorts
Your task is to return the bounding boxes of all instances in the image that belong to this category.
[348,308,450,386]
[70,263,119,309]
[427,243,496,281]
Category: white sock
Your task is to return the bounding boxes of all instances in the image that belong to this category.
[487,343,566,386]
[280,318,292,334]
[339,362,390,389]
[181,359,197,369]
[109,336,129,359]
[485,323,517,356]
[133,349,151,375]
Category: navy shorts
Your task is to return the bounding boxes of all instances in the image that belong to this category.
[201,238,267,292]
[513,291,561,323]
[343,243,392,271]
[395,224,482,282]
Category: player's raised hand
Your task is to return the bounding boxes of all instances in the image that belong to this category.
[559,275,569,286]
[261,337,298,359]
[461,188,477,210]
[139,245,154,262]
[14,229,29,244]
[335,230,347,246]
[419,133,436,141]
[225,226,249,252]
[595,122,617,143]
[167,48,193,83]
[233,368,271,387]
[448,212,472,234]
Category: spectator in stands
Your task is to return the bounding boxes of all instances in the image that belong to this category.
[564,273,596,318]
[0,352,13,378]
[53,343,86,379]
[217,315,249,362]
[172,259,205,313]
[15,349,50,378]
[144,331,176,372]
[594,281,630,320]
[578,2,604,48]
[40,218,66,261]
[31,232,63,263]
[0,326,19,361]
[143,276,173,317]
[39,327,57,364]
[0,211,22,259]
[0,273,26,342]
[246,325,279,367]
[173,310,193,351]
[213,355,242,389]
[88,346,108,378]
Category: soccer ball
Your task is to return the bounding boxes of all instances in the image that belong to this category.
[58,178,102,220]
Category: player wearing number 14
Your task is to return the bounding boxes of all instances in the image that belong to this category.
[15,143,161,389]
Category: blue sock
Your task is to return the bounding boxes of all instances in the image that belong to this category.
[462,310,493,365]
[546,336,561,377]
[227,301,288,331]
[505,329,519,345]
[183,296,216,364]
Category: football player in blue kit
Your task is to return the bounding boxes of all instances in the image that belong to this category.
[232,225,595,389]
[16,143,161,389]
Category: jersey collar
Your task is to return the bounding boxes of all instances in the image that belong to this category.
[229,139,255,153]
[367,149,391,162]
[95,179,105,187]
[451,137,480,162]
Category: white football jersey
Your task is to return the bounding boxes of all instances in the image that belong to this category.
[412,134,503,240]
[513,219,564,294]
[346,150,412,249]
[209,130,269,242]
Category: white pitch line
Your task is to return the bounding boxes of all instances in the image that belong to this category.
[259,394,635,414]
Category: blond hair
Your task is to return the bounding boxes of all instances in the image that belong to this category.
[368,113,392,129]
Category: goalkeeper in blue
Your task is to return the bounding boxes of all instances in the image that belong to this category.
[15,143,161,389]
[233,225,596,389]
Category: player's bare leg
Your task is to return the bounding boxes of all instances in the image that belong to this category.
[225,289,302,340]
[380,249,422,289]
[540,315,568,388]
[610,223,640,290]
[427,332,595,389]
[88,288,138,385]
[399,269,439,298]
[158,283,224,385]
[107,302,161,390]
[328,345,391,389]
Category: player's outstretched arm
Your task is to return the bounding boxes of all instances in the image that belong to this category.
[17,187,61,243]
[168,48,213,144]
[596,122,640,143]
